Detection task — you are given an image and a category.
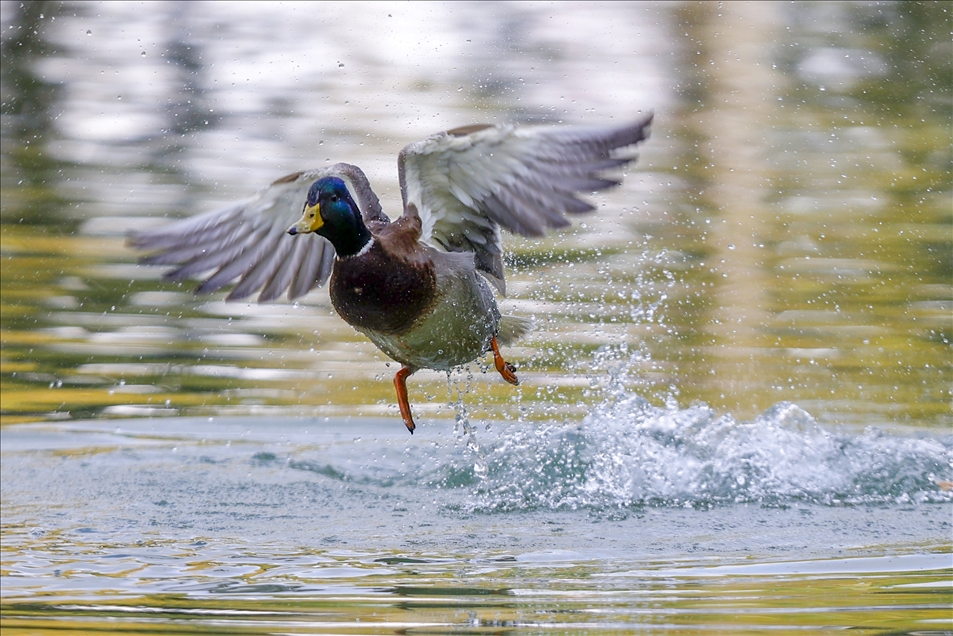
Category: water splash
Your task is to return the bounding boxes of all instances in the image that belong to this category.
[454,260,952,512]
[447,369,487,480]
[465,397,953,512]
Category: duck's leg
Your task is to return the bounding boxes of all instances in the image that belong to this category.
[393,366,416,434]
[491,336,519,385]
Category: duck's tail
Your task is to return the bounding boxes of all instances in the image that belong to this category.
[498,315,534,346]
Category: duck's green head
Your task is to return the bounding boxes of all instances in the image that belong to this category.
[288,177,372,257]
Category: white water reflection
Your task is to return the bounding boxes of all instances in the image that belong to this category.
[32,1,667,212]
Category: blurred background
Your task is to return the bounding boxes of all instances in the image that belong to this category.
[2,0,950,429]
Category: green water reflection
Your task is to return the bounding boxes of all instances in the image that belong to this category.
[2,548,950,635]
[1,1,950,429]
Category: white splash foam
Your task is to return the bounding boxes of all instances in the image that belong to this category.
[466,397,953,512]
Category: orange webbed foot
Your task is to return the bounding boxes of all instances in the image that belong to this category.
[491,336,519,385]
[393,366,416,434]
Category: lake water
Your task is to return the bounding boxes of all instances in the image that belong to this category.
[1,1,951,633]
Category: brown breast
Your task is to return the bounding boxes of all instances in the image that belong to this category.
[329,240,436,336]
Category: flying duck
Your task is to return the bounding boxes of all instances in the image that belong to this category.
[130,113,653,432]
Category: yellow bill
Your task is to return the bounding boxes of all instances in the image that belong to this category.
[288,203,323,235]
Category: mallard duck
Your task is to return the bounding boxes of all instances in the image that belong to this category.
[130,114,653,433]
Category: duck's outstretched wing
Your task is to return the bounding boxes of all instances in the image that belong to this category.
[129,163,386,302]
[397,113,652,294]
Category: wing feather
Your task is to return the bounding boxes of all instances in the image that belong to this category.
[253,232,304,302]
[129,163,383,302]
[196,226,277,294]
[167,226,268,283]
[129,204,243,253]
[288,238,324,300]
[398,113,652,291]
[225,226,295,301]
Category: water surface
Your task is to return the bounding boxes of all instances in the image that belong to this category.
[1,1,951,633]
[3,410,951,633]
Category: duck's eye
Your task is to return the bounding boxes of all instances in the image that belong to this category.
[330,194,339,202]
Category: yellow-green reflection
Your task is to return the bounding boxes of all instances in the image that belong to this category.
[1,548,950,635]
[1,3,949,429]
